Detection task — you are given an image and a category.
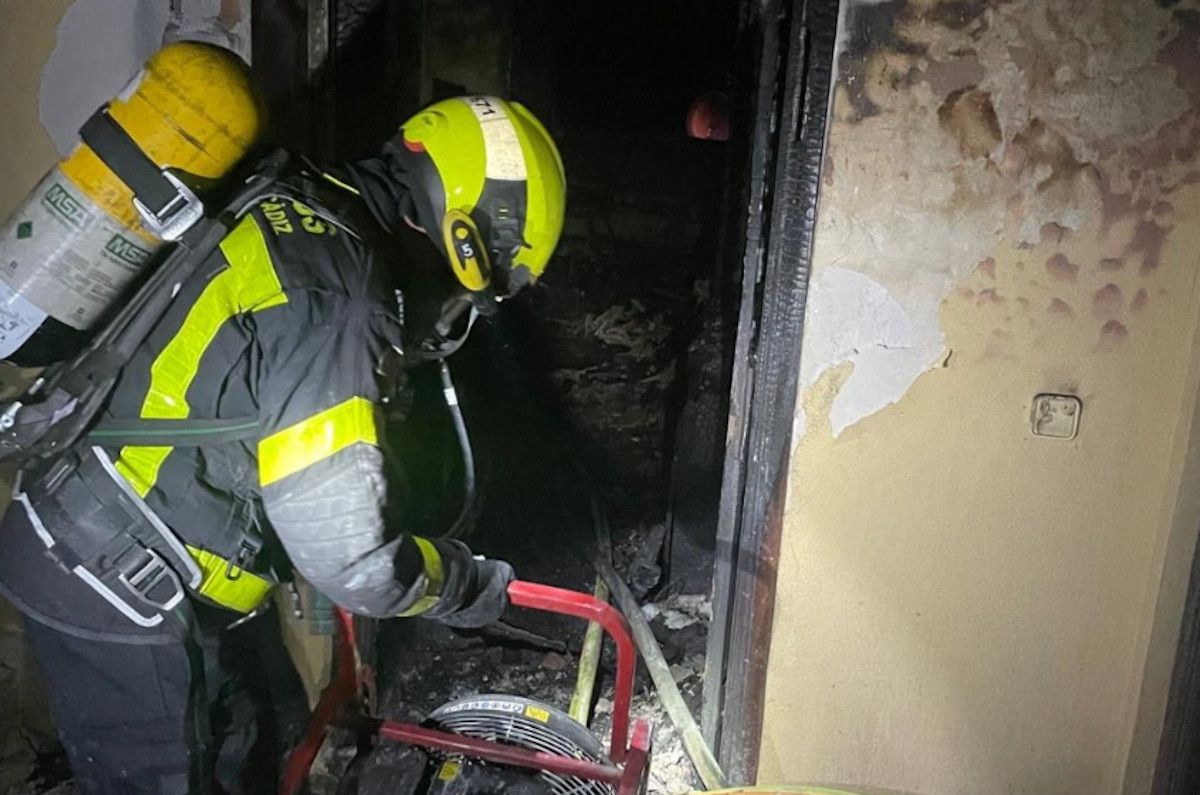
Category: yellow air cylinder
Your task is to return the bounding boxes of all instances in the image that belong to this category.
[0,41,261,365]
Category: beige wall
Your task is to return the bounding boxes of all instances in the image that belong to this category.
[759,1,1200,793]
[0,2,76,785]
[0,1,73,216]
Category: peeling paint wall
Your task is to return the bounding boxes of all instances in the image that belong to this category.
[761,1,1200,792]
[39,0,249,157]
[39,0,172,156]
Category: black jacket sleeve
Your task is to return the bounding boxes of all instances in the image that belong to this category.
[253,288,480,619]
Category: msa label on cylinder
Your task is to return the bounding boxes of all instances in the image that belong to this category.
[0,168,157,330]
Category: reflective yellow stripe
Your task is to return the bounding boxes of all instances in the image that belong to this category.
[414,537,445,595]
[397,537,445,617]
[116,444,173,497]
[116,215,287,496]
[321,172,361,195]
[258,397,378,486]
[187,544,275,613]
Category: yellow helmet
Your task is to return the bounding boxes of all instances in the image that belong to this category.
[388,96,566,297]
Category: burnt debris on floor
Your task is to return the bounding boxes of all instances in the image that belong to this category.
[351,1,741,793]
[373,541,712,795]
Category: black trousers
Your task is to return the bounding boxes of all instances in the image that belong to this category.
[24,603,307,794]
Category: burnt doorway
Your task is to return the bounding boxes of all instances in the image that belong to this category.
[370,6,744,791]
[247,0,835,789]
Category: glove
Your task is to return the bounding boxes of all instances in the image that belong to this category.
[437,558,516,629]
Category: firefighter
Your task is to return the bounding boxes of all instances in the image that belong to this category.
[0,94,566,794]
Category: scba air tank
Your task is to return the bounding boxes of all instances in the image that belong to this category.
[0,42,261,366]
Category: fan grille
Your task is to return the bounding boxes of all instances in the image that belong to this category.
[429,695,616,795]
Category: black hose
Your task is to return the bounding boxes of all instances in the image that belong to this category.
[439,360,477,539]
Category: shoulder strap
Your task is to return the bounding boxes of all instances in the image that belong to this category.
[79,107,203,241]
[106,167,407,453]
[0,152,292,465]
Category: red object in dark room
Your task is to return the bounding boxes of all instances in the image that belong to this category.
[686,92,732,141]
[278,581,652,795]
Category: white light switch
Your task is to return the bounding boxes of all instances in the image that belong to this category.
[1031,394,1081,439]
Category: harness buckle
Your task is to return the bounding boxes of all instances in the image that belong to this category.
[117,546,185,613]
[0,401,23,431]
[225,535,263,582]
[133,170,204,242]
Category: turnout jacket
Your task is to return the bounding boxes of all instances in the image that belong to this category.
[0,172,477,641]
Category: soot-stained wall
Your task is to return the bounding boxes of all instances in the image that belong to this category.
[761,1,1200,792]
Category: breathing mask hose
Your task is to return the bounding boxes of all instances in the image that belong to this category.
[439,360,477,539]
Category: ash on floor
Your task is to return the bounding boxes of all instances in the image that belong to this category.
[372,571,711,795]
[4,782,74,795]
[592,587,709,795]
[0,683,71,795]
[1,741,73,795]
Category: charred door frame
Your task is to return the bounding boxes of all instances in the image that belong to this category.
[1153,533,1200,794]
[250,0,338,157]
[702,0,840,783]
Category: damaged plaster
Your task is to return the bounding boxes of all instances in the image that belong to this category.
[799,267,942,436]
[800,0,1197,437]
[39,0,249,156]
[39,0,171,155]
[765,1,1200,792]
